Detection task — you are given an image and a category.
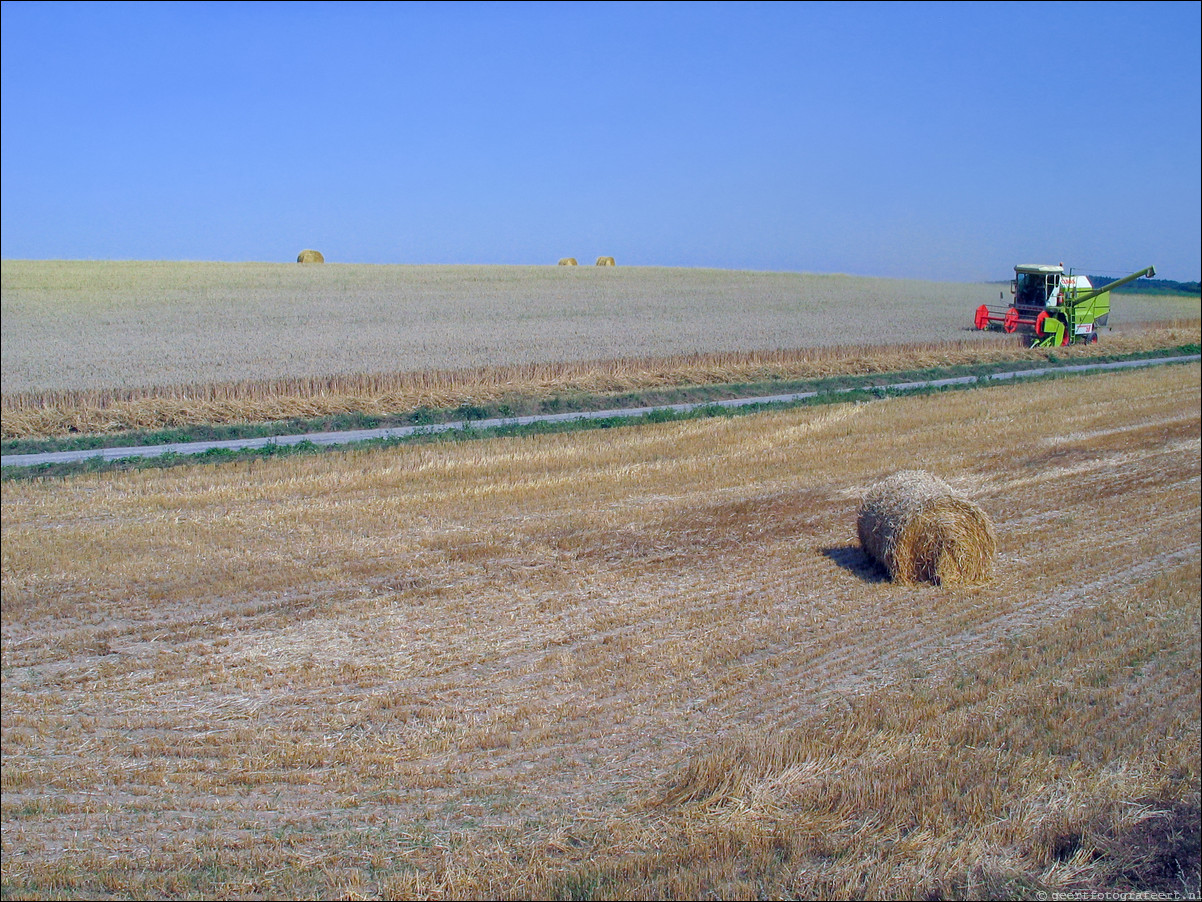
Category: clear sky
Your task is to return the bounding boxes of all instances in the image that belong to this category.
[2,0,1199,281]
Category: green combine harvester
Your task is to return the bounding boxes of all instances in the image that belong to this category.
[975,263,1156,346]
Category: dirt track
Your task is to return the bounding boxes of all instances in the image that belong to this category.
[3,354,1198,467]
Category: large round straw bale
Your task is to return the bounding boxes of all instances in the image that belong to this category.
[297,249,325,263]
[558,257,578,266]
[857,470,996,585]
[595,256,616,266]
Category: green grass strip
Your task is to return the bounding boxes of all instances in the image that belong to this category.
[4,351,1198,482]
[4,344,1197,458]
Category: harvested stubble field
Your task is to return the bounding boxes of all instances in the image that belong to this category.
[2,362,1199,899]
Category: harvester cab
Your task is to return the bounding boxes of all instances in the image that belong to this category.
[975,263,1156,347]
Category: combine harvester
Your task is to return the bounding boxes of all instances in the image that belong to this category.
[975,263,1156,347]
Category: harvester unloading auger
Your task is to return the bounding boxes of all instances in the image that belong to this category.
[974,263,1156,347]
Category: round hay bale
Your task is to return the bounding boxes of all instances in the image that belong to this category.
[558,257,578,266]
[856,470,996,586]
[297,249,325,263]
[595,256,616,266]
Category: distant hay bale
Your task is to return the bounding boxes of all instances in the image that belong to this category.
[558,257,578,266]
[857,470,996,586]
[296,249,325,264]
[595,256,616,266]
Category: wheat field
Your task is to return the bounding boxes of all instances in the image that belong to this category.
[2,362,1198,899]
[1,327,1196,440]
[4,260,1198,441]
[4,261,1198,395]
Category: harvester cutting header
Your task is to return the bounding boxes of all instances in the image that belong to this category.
[975,263,1156,347]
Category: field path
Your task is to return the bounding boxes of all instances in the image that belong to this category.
[4,355,1197,467]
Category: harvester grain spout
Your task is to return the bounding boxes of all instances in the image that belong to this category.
[1068,265,1156,307]
[974,263,1157,347]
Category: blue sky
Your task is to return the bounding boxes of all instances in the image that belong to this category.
[2,1,1199,281]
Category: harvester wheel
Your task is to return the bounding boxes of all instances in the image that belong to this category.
[1003,307,1019,333]
[974,305,990,331]
[1035,311,1070,346]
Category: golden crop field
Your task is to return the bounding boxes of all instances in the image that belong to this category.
[2,362,1198,899]
[4,260,1199,441]
[4,260,1199,395]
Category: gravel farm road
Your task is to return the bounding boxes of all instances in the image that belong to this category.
[4,356,1198,469]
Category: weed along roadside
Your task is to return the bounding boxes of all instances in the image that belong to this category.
[3,351,1198,475]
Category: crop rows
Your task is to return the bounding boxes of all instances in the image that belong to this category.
[2,363,1198,899]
